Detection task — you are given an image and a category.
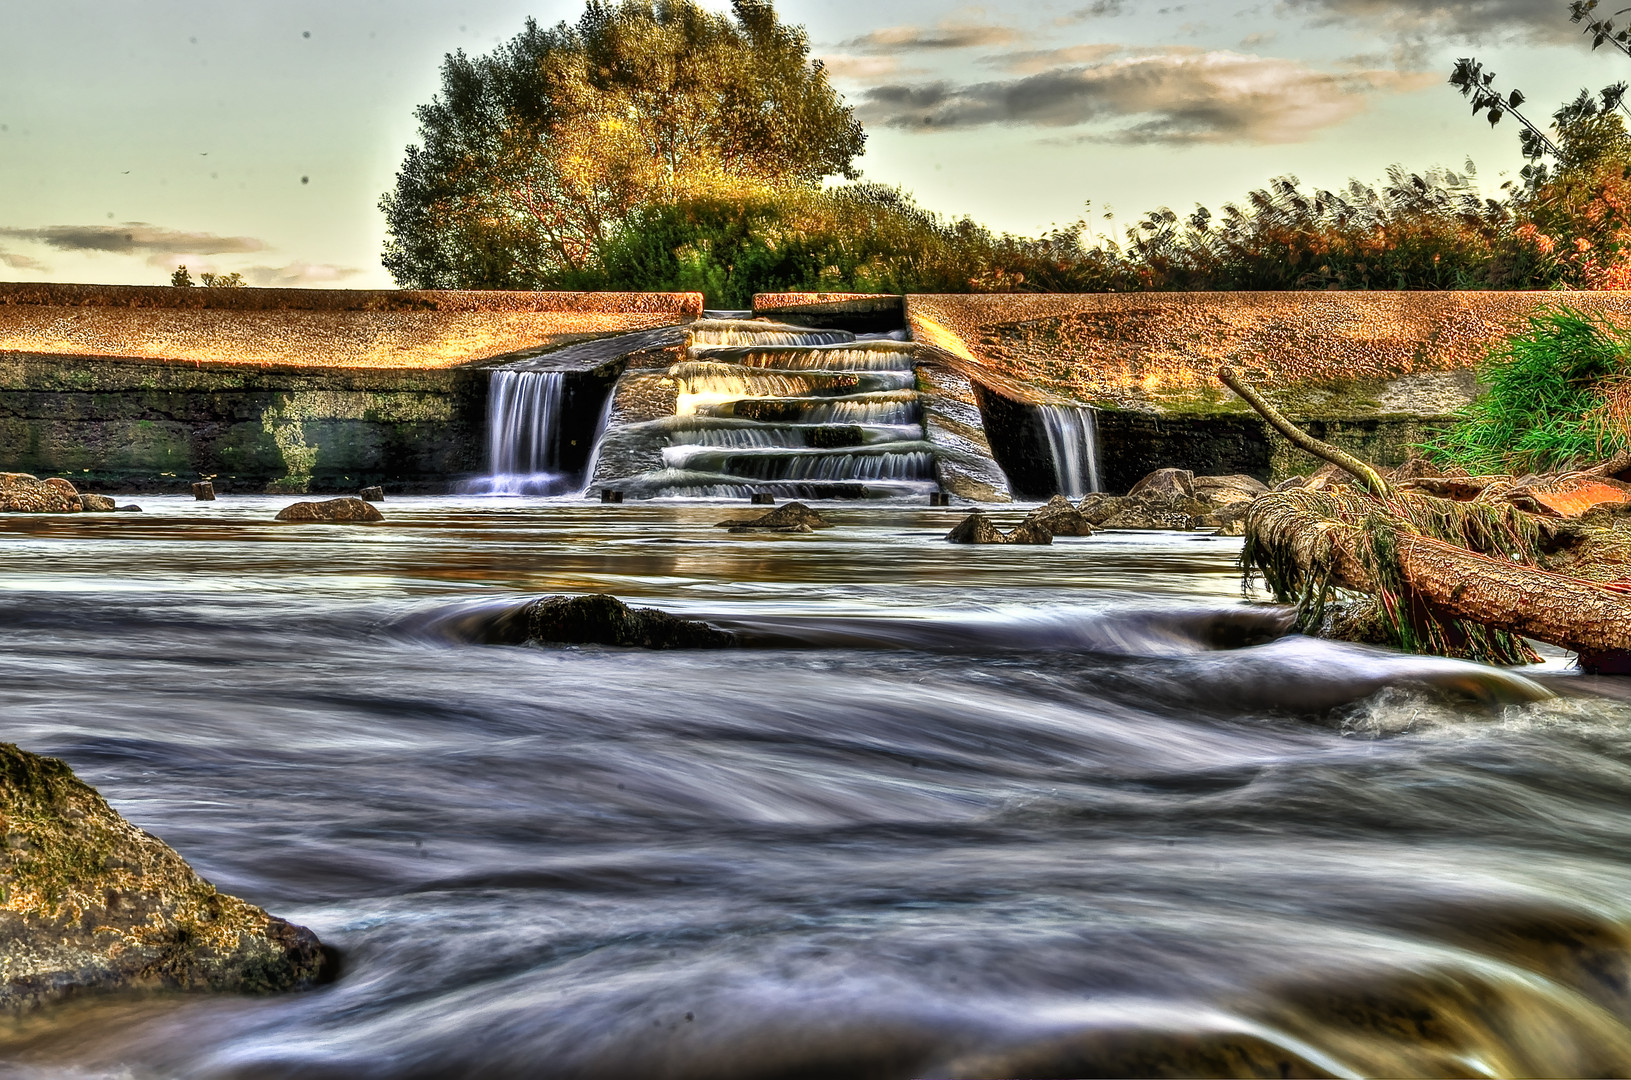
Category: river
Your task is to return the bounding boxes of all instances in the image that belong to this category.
[1,497,1629,1078]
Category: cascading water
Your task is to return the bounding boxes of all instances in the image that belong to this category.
[464,370,609,497]
[606,320,940,500]
[1038,404,1101,498]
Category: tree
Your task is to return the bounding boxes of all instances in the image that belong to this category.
[380,0,865,289]
[170,266,246,288]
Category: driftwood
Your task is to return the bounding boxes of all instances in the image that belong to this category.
[1222,365,1631,669]
[1218,365,1394,498]
[1249,492,1631,657]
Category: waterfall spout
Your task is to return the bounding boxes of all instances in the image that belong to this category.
[464,371,589,496]
[1038,405,1101,498]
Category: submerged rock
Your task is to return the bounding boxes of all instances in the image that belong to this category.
[0,742,330,1012]
[1025,495,1096,536]
[0,473,81,514]
[715,501,833,533]
[468,594,736,650]
[274,498,384,524]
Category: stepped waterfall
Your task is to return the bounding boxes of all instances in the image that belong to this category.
[609,320,940,500]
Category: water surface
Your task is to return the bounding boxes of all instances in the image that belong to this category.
[0,498,1627,1078]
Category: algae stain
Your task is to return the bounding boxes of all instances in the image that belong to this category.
[261,395,321,493]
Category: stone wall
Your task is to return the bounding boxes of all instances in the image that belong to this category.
[0,283,701,370]
[0,353,486,492]
[0,285,702,491]
[902,292,1631,489]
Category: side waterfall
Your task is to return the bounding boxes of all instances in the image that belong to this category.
[1038,404,1101,498]
[465,371,594,496]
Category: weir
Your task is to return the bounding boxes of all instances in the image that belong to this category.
[593,320,943,500]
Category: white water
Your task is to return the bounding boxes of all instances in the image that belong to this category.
[464,370,598,497]
[1039,404,1102,498]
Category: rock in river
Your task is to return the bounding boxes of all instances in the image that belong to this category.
[275,498,384,524]
[78,494,118,512]
[1024,495,1097,536]
[0,742,331,1012]
[0,474,82,514]
[715,502,834,533]
[456,594,737,650]
[946,511,1054,545]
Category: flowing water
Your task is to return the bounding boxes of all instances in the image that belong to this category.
[1038,405,1101,498]
[607,323,938,500]
[464,371,612,497]
[5,498,1631,1078]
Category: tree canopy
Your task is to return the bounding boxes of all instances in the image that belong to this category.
[380,0,865,289]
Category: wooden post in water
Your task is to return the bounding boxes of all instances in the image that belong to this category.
[191,481,215,501]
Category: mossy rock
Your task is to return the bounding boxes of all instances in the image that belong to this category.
[0,742,331,1011]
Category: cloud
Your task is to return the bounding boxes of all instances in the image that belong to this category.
[990,43,1125,75]
[1285,0,1578,52]
[0,223,267,267]
[858,50,1423,145]
[1073,0,1127,16]
[242,262,363,287]
[844,20,1021,52]
[818,54,907,81]
[0,249,47,272]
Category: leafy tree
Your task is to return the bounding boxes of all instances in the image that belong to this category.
[170,265,194,287]
[380,0,864,289]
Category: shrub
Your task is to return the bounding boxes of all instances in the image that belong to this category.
[1426,307,1631,474]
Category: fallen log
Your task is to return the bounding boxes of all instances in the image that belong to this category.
[1248,492,1631,659]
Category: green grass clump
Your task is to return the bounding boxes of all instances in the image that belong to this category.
[1427,307,1631,474]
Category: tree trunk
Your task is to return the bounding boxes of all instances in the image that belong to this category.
[1249,494,1631,656]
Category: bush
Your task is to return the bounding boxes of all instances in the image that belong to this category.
[558,183,1131,306]
[1426,307,1631,474]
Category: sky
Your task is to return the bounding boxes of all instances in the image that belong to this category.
[0,0,1624,289]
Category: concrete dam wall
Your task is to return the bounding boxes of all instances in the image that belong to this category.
[898,291,1631,492]
[0,285,699,492]
[5,282,1630,496]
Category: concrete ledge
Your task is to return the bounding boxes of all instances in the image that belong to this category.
[906,291,1631,417]
[0,283,702,371]
[753,292,902,333]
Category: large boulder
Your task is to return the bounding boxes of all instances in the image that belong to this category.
[946,511,1010,544]
[1005,519,1055,545]
[469,594,736,650]
[0,474,81,514]
[274,498,384,524]
[1192,474,1269,508]
[1024,495,1096,536]
[78,494,118,512]
[715,501,833,534]
[0,742,330,1012]
[1127,468,1196,500]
